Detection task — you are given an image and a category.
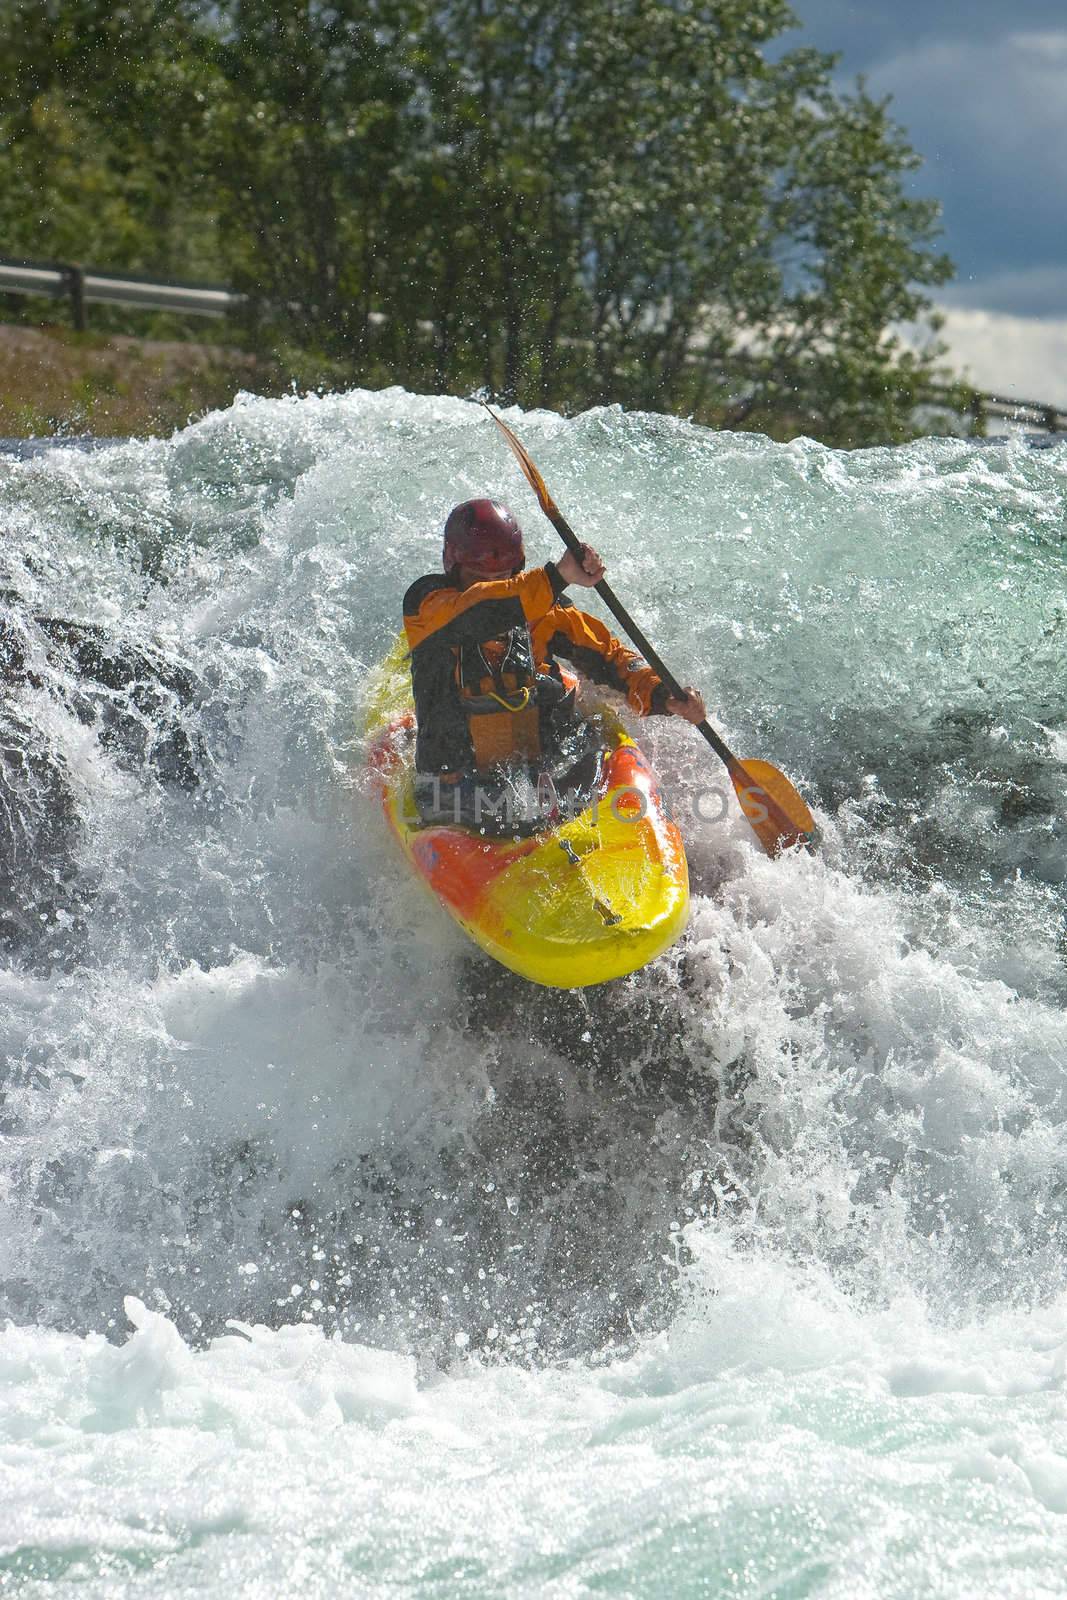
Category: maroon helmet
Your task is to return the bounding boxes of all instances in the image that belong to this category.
[442,500,525,576]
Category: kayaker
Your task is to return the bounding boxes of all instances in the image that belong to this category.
[403,499,705,830]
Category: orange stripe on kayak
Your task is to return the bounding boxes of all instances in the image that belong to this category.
[409,827,541,915]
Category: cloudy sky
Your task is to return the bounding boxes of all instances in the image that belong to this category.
[786,0,1067,404]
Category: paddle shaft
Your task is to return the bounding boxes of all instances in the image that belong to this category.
[484,402,816,853]
[542,501,739,771]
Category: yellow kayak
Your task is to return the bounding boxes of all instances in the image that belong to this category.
[364,639,689,988]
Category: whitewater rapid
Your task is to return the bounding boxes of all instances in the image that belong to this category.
[1,390,1066,1596]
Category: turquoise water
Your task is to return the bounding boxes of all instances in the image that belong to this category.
[1,391,1066,1596]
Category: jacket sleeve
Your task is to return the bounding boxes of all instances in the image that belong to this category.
[544,604,670,716]
[404,564,568,654]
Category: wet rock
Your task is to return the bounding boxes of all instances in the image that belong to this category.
[0,703,83,957]
[0,609,203,787]
[0,601,206,959]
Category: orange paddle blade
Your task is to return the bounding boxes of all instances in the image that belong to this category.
[729,758,816,856]
[485,406,562,520]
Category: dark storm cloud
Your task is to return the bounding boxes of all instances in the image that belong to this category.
[785,3,1067,317]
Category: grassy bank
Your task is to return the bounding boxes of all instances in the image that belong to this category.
[0,321,266,438]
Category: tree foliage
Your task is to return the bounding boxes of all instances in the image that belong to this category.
[0,0,963,444]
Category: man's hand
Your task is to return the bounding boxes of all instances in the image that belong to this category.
[665,687,706,725]
[557,544,605,588]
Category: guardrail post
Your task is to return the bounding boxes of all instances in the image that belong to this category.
[64,263,87,332]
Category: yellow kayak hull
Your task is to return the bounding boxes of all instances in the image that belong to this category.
[365,642,689,988]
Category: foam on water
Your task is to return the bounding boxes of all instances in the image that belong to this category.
[5,1268,1067,1597]
[2,389,1066,1595]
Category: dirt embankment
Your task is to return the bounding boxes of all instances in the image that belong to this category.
[0,322,264,438]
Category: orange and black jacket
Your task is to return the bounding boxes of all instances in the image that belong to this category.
[403,562,671,774]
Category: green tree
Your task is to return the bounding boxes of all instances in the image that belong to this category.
[205,0,423,366]
[0,0,221,276]
[401,0,958,441]
[0,0,965,445]
[721,80,959,444]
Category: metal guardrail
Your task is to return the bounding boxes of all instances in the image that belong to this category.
[2,254,1065,431]
[920,384,1067,434]
[0,258,243,328]
[961,394,1066,433]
